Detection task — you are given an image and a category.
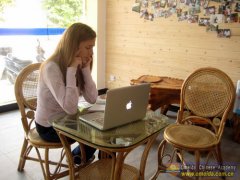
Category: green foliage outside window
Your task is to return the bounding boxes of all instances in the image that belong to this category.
[0,0,15,22]
[42,0,84,28]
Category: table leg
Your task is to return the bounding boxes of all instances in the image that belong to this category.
[57,132,75,180]
[139,133,159,180]
[114,152,125,180]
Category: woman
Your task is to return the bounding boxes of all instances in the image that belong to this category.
[35,22,98,164]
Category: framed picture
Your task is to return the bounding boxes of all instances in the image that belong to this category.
[142,0,149,8]
[198,17,210,26]
[153,1,161,8]
[132,2,141,13]
[160,0,167,8]
[204,6,216,16]
[190,0,196,3]
[167,0,177,8]
[185,0,191,5]
[140,9,148,18]
[189,5,201,15]
[209,14,225,24]
[176,8,182,17]
[203,0,210,8]
[230,13,239,22]
[154,9,166,17]
[149,13,154,21]
[206,24,218,32]
[188,15,199,23]
[235,3,240,12]
[223,5,231,16]
[164,9,173,18]
[178,11,188,21]
[217,29,231,38]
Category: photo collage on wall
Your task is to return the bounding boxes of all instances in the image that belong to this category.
[132,0,240,38]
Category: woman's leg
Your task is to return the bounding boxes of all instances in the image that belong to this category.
[35,122,96,164]
[72,145,96,164]
[35,122,61,142]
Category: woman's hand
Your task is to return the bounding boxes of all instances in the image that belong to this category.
[70,49,92,69]
[82,56,92,68]
[70,50,83,68]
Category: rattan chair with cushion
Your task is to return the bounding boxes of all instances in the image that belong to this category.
[151,67,235,180]
[15,63,70,179]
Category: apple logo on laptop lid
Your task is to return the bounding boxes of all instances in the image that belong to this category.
[126,101,132,110]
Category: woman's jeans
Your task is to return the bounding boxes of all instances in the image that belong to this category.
[35,122,96,164]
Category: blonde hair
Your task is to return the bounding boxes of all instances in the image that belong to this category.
[41,22,96,89]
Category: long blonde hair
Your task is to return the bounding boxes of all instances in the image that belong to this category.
[42,22,96,90]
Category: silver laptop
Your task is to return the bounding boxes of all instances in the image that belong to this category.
[79,83,150,130]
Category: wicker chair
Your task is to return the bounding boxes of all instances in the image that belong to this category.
[15,63,70,179]
[151,67,235,180]
[78,158,139,180]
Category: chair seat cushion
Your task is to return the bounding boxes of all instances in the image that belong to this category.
[164,124,217,149]
[28,128,63,148]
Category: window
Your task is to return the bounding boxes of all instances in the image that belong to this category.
[0,0,84,109]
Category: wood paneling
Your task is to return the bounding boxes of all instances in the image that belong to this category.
[106,0,240,89]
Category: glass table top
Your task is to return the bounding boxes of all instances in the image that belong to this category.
[52,111,170,149]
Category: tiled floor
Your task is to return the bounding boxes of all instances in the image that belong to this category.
[0,109,239,180]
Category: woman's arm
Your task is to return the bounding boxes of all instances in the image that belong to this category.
[43,62,79,115]
[81,66,98,104]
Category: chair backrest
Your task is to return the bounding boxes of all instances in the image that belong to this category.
[15,63,41,134]
[177,67,235,139]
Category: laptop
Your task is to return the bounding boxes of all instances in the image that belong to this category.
[79,83,150,130]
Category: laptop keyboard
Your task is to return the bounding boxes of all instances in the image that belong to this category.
[81,112,104,125]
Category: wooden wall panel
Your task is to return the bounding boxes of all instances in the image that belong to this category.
[106,0,240,89]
